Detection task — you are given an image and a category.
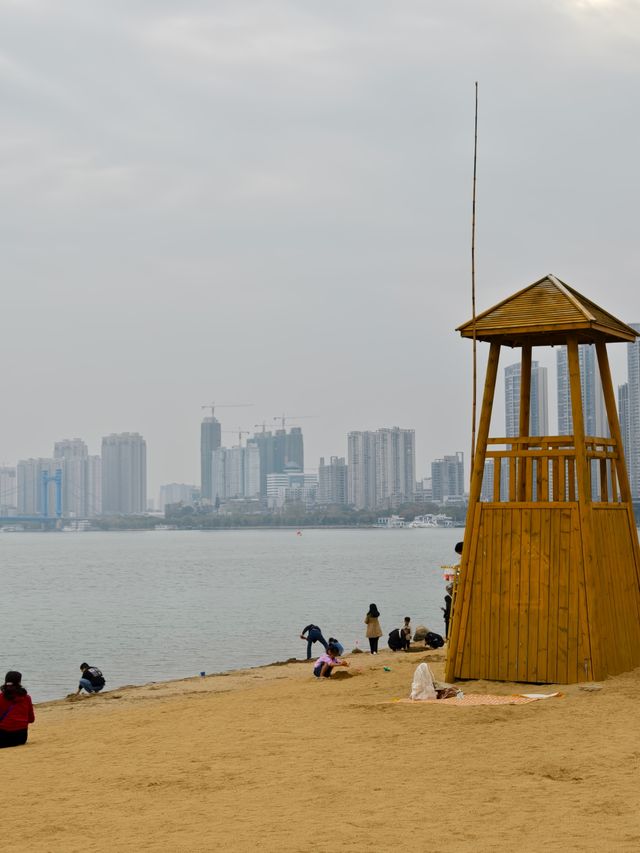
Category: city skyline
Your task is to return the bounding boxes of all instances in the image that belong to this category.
[3,3,640,501]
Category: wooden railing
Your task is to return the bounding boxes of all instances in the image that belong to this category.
[482,435,621,504]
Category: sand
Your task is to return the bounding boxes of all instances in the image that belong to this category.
[4,649,640,852]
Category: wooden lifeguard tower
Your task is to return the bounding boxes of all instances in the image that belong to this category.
[445,274,640,684]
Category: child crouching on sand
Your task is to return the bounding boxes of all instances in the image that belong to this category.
[313,644,350,678]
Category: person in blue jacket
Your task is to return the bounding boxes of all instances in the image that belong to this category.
[300,624,328,660]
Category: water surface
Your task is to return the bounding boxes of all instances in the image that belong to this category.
[0,528,459,701]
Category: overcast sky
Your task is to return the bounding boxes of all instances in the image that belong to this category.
[2,0,640,495]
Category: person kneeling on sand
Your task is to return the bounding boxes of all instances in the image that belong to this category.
[77,663,106,695]
[313,644,350,678]
[0,671,35,749]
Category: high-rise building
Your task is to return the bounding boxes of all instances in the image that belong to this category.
[557,345,608,436]
[101,432,147,515]
[618,383,630,470]
[504,361,549,438]
[375,428,416,508]
[87,455,102,516]
[251,428,304,497]
[347,431,377,509]
[431,453,465,503]
[347,428,416,509]
[0,466,17,515]
[626,322,640,501]
[200,416,222,502]
[317,457,348,506]
[211,441,261,503]
[54,438,88,518]
[480,459,495,501]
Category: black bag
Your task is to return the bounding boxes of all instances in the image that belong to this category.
[87,667,105,687]
[425,632,444,649]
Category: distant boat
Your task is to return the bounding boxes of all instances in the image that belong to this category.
[61,520,92,532]
[0,524,25,533]
[154,524,178,531]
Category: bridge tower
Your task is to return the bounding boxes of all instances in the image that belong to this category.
[41,469,63,518]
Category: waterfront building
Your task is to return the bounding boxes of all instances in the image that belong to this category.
[158,483,198,512]
[317,456,348,506]
[266,470,317,510]
[347,431,376,510]
[101,432,147,515]
[0,466,17,515]
[626,322,640,501]
[200,416,222,502]
[431,452,465,504]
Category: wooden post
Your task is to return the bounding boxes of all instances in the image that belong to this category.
[517,345,532,501]
[446,341,501,682]
[596,340,640,584]
[567,336,602,677]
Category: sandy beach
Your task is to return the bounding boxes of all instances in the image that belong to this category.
[4,648,640,852]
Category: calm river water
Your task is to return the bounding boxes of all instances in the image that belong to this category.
[0,528,461,701]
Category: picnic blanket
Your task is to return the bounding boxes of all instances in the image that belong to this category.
[397,692,561,706]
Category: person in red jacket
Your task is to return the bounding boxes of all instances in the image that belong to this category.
[0,670,35,748]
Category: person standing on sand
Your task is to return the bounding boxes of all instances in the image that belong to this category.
[442,584,453,639]
[0,671,35,749]
[365,604,383,654]
[300,624,328,660]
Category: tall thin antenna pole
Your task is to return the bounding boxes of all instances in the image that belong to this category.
[470,82,479,485]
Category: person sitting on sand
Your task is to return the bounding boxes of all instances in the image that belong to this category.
[300,624,329,660]
[77,662,106,695]
[0,671,35,749]
[313,644,350,678]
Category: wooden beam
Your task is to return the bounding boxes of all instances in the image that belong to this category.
[446,341,501,682]
[517,345,532,501]
[567,335,604,678]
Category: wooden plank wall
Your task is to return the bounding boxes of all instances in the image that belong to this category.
[455,503,593,683]
[592,506,640,676]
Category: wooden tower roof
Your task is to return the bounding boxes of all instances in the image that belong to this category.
[457,274,638,346]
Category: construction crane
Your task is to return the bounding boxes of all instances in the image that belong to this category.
[201,402,253,419]
[272,414,315,430]
[254,422,270,434]
[222,428,251,447]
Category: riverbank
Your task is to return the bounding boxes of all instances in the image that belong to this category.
[5,649,640,852]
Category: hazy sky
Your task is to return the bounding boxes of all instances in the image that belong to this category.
[2,0,640,495]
